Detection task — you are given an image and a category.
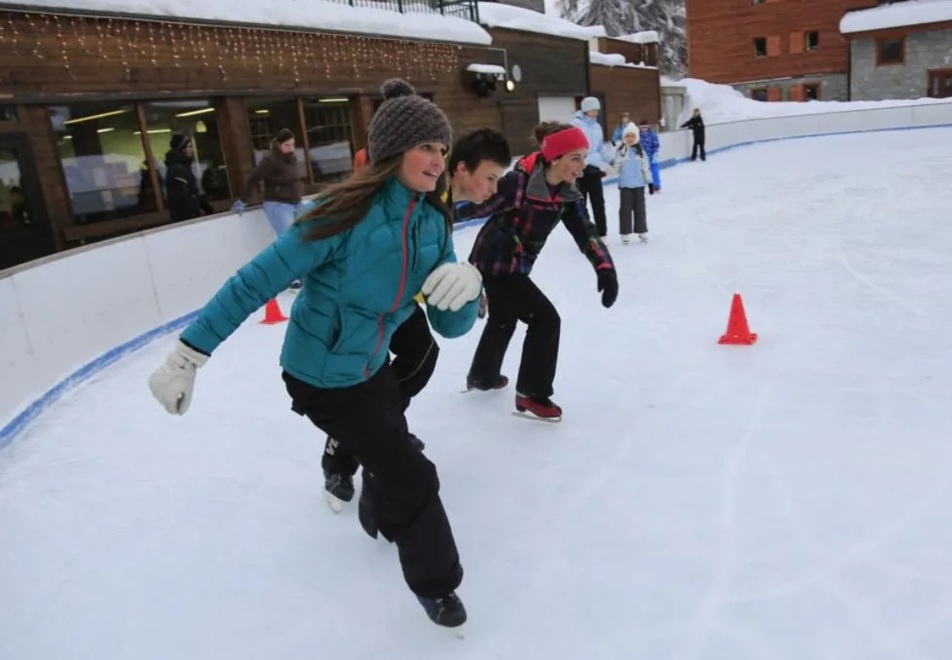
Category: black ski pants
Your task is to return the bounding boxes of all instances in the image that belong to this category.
[577,165,607,237]
[322,303,437,470]
[467,273,561,399]
[691,135,706,161]
[283,368,463,599]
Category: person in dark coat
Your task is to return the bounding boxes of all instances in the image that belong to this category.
[164,133,212,222]
[681,109,706,162]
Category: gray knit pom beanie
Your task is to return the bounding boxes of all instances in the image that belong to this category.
[366,79,452,164]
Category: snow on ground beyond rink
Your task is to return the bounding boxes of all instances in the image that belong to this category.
[3,128,952,660]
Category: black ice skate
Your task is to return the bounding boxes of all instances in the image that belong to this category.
[417,591,467,632]
[323,469,355,513]
[462,374,509,393]
[514,393,562,422]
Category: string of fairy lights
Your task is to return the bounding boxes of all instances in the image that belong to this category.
[0,11,463,86]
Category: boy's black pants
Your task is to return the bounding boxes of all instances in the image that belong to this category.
[283,367,462,598]
[467,273,561,399]
[389,304,439,412]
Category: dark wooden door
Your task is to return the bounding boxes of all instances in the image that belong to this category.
[0,133,54,270]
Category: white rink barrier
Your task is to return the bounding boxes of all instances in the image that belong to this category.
[3,101,952,448]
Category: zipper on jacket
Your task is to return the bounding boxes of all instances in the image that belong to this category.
[364,197,417,378]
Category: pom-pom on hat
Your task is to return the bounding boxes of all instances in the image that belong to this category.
[367,79,452,164]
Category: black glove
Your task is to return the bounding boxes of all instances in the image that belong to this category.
[648,183,656,195]
[596,268,618,309]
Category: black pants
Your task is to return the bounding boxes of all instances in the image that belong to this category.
[467,273,561,399]
[322,303,437,470]
[283,368,463,598]
[691,138,706,161]
[577,165,607,237]
[389,304,439,413]
[619,187,647,235]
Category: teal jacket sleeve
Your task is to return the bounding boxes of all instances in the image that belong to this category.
[424,235,479,340]
[181,221,344,355]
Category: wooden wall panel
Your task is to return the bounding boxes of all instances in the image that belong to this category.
[685,0,878,83]
[486,27,589,156]
[590,65,661,132]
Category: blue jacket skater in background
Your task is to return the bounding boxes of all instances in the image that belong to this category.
[638,118,662,191]
[147,79,481,631]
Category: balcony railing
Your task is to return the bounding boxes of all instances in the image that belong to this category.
[335,0,480,23]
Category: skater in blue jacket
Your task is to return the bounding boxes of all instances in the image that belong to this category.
[147,79,482,630]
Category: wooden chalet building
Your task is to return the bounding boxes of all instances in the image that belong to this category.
[0,0,664,270]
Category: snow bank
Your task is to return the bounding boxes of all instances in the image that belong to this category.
[840,0,952,34]
[589,50,657,70]
[617,30,660,44]
[478,1,605,40]
[673,77,952,126]
[22,0,493,45]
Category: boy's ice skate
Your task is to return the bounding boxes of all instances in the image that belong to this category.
[513,393,562,422]
[323,469,355,513]
[621,234,631,244]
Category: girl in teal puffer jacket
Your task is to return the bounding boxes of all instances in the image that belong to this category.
[147,79,481,630]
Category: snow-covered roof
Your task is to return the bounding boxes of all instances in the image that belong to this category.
[14,0,493,45]
[466,63,507,76]
[616,31,660,45]
[840,0,952,35]
[589,51,658,70]
[477,2,606,41]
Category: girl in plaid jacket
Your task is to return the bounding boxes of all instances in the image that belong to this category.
[457,121,618,421]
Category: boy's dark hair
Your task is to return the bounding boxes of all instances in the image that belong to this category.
[448,128,511,177]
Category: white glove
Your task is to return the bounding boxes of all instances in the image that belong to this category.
[148,340,209,415]
[421,262,482,312]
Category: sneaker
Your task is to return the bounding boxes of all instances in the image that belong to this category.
[515,393,563,420]
[417,591,467,628]
[465,374,509,391]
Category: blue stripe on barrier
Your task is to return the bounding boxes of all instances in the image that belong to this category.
[3,121,952,451]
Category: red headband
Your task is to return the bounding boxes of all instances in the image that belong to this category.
[540,127,589,162]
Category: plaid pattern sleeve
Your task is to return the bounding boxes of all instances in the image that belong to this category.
[561,197,615,272]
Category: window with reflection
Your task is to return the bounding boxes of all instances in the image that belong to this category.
[49,103,147,223]
[141,100,231,204]
[247,98,309,180]
[302,97,355,184]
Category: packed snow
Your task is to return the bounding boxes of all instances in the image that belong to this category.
[840,0,952,34]
[23,0,493,45]
[674,77,952,126]
[3,127,952,659]
[617,30,661,44]
[477,1,605,40]
[589,51,657,69]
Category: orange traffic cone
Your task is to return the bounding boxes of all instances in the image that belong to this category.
[260,298,289,325]
[718,293,757,345]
